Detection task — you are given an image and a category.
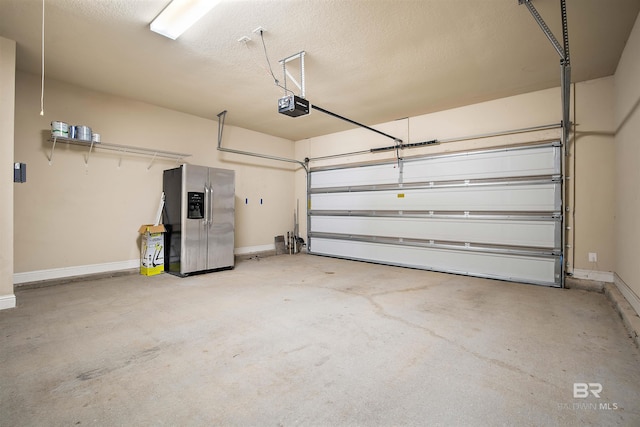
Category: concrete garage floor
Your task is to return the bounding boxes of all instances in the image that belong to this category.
[1,254,639,426]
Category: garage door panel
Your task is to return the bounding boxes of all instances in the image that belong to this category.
[311,163,399,189]
[310,183,560,212]
[402,145,560,183]
[310,144,561,190]
[311,238,560,286]
[310,216,559,248]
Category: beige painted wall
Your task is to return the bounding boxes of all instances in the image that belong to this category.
[572,78,616,274]
[295,77,616,277]
[0,37,16,307]
[14,71,295,275]
[614,12,640,306]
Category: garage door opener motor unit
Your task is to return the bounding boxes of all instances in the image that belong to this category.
[278,95,309,117]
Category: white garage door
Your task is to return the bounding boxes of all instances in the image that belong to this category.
[308,142,563,287]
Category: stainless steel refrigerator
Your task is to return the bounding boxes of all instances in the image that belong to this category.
[163,164,235,276]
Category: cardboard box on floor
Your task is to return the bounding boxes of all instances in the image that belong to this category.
[139,224,166,276]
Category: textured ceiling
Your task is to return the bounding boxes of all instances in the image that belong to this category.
[1,0,639,141]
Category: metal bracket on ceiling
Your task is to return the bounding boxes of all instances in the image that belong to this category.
[215,110,309,173]
[279,51,306,98]
[518,0,570,66]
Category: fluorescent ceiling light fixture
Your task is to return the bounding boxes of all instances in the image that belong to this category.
[150,0,222,40]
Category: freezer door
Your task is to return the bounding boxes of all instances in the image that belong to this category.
[163,167,182,275]
[181,164,209,274]
[207,168,235,270]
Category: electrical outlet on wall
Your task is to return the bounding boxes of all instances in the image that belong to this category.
[588,252,598,263]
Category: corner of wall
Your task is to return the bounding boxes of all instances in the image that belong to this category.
[613,10,640,318]
[0,36,17,310]
[614,274,640,319]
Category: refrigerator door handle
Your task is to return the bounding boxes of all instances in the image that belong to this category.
[204,186,210,226]
[208,184,214,226]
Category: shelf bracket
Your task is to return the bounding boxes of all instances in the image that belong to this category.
[147,152,158,170]
[84,140,96,166]
[48,136,57,165]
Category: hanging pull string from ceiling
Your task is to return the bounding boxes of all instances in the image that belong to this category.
[258,29,294,96]
[39,0,45,116]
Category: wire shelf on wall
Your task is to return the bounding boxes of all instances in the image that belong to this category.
[47,134,191,169]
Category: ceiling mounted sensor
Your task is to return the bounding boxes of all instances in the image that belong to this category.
[150,0,223,40]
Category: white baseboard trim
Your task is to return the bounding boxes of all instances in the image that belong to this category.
[572,269,614,283]
[13,259,140,285]
[12,245,278,284]
[0,294,16,310]
[234,244,275,255]
[614,273,640,318]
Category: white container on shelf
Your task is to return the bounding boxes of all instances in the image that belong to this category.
[51,121,69,137]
